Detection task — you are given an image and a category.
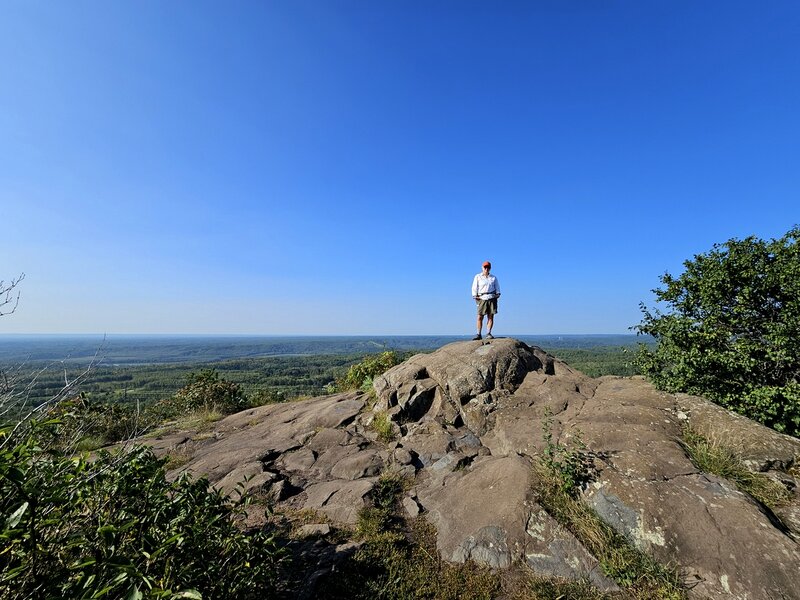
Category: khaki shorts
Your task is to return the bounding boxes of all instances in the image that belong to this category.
[477,298,498,316]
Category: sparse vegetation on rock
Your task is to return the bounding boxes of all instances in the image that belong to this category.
[534,424,686,599]
[319,473,501,600]
[370,410,395,442]
[680,426,793,511]
[540,408,591,496]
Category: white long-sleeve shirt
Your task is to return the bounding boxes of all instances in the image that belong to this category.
[472,273,500,300]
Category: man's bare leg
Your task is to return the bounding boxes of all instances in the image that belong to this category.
[487,315,494,335]
[476,314,484,336]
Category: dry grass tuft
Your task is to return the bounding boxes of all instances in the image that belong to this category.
[680,427,793,509]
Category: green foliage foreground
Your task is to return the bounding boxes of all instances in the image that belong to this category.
[635,226,800,436]
[0,422,285,600]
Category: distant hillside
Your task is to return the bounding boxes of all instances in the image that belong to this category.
[0,334,649,366]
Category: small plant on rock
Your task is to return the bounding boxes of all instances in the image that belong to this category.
[371,410,395,442]
[355,471,405,540]
[327,495,499,599]
[541,408,590,496]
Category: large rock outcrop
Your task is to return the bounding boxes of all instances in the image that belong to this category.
[144,338,800,600]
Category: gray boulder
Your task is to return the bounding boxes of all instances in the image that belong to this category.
[373,338,541,424]
[416,454,533,569]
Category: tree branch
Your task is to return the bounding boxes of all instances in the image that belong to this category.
[0,272,25,316]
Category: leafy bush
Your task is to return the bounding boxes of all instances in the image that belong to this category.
[634,226,800,435]
[155,369,248,419]
[334,351,402,391]
[48,393,148,449]
[0,421,286,599]
[248,387,287,406]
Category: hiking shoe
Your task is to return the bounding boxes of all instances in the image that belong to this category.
[486,333,494,339]
[472,334,482,340]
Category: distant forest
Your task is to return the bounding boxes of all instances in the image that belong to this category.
[0,335,649,410]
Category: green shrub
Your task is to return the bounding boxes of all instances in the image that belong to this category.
[48,393,150,448]
[154,369,248,419]
[371,471,404,512]
[634,226,800,436]
[0,421,286,599]
[248,387,287,406]
[335,351,402,391]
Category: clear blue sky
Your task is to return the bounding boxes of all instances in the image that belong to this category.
[1,1,798,335]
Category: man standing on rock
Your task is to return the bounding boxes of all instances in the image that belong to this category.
[472,261,500,340]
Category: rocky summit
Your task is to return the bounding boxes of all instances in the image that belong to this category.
[144,338,800,600]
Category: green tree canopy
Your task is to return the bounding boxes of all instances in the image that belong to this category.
[634,226,800,436]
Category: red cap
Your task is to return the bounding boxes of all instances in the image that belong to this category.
[482,261,491,268]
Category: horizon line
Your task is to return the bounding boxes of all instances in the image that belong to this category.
[0,332,640,337]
